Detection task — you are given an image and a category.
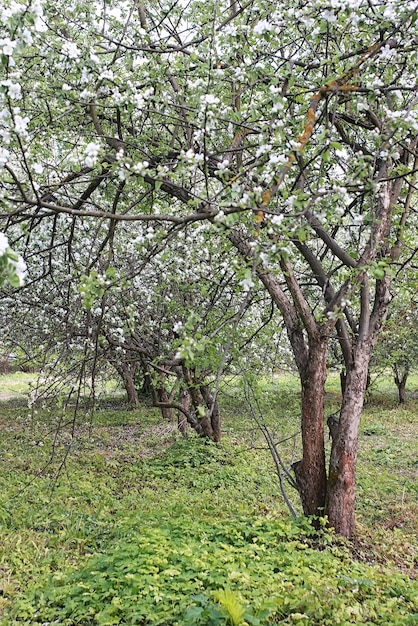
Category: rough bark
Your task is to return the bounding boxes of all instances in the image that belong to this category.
[139,357,153,397]
[229,228,328,515]
[228,161,409,536]
[326,342,371,537]
[326,278,392,536]
[339,371,347,396]
[293,340,328,516]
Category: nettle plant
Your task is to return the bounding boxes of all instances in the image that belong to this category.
[1,0,418,536]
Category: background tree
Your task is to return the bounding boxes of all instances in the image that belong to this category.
[372,290,418,403]
[0,208,278,441]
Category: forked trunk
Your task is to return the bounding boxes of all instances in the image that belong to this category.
[293,340,328,516]
[393,364,409,404]
[182,366,222,442]
[326,344,371,537]
[397,380,407,404]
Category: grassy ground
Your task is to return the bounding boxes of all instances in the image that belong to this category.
[0,372,417,624]
[0,372,36,398]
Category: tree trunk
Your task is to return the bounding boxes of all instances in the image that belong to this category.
[139,357,152,397]
[125,373,140,406]
[326,342,371,537]
[393,364,409,404]
[116,364,140,406]
[293,340,328,516]
[341,368,370,398]
[178,388,190,435]
[398,378,407,404]
[200,384,221,443]
[340,370,347,396]
[182,365,219,441]
[157,384,175,421]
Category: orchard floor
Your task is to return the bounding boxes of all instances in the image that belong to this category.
[0,372,417,624]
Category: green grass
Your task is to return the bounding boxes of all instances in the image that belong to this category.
[0,373,417,625]
[0,372,36,396]
[0,371,125,401]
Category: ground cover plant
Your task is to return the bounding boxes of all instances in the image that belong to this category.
[0,373,417,625]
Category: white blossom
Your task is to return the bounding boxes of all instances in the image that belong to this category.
[0,147,9,167]
[31,0,47,33]
[10,256,27,285]
[0,232,9,256]
[9,82,21,99]
[380,45,395,60]
[132,55,149,68]
[255,144,272,158]
[81,68,91,83]
[271,214,284,226]
[216,159,230,171]
[99,69,114,80]
[84,142,101,167]
[14,114,29,135]
[79,89,95,101]
[269,154,286,165]
[200,94,220,106]
[34,17,47,32]
[132,160,149,175]
[3,81,22,100]
[253,20,273,35]
[322,10,337,23]
[89,51,100,64]
[32,0,44,18]
[22,29,33,45]
[62,41,80,60]
[183,148,195,162]
[32,163,44,174]
[0,37,16,56]
[240,275,255,292]
[383,4,396,19]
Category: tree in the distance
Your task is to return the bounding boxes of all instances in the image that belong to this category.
[372,291,418,403]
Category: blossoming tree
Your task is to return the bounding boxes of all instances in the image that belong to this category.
[1,0,417,536]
